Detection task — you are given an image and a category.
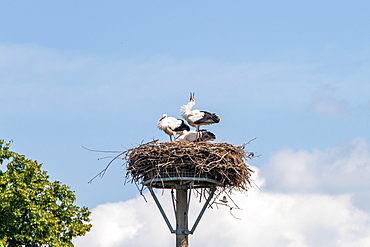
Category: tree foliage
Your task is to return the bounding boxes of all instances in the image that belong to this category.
[0,140,92,247]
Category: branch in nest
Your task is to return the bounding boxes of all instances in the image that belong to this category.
[238,137,257,150]
[213,192,243,220]
[86,149,128,184]
[82,145,123,153]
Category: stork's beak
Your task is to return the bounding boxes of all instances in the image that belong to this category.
[189,92,195,101]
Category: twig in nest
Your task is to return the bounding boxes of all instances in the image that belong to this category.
[82,145,123,153]
[250,179,262,192]
[87,150,127,184]
[214,192,242,220]
[229,207,242,220]
[238,137,257,150]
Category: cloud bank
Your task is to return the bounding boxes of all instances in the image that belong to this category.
[74,185,370,247]
[74,138,370,247]
[262,137,370,195]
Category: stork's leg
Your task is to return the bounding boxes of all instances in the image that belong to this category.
[196,126,200,142]
[170,135,173,142]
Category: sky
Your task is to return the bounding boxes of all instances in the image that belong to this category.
[1,1,370,246]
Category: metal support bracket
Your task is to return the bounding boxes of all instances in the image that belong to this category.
[147,185,216,235]
[148,186,175,233]
[189,186,216,234]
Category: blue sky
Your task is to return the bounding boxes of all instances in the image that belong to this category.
[2,1,370,246]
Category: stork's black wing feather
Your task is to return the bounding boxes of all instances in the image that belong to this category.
[194,111,220,124]
[172,119,190,132]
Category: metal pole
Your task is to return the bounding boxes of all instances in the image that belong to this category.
[176,188,189,247]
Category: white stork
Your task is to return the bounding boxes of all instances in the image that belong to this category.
[180,92,220,141]
[177,129,216,142]
[158,114,190,141]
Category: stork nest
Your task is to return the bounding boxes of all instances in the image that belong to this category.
[125,140,255,192]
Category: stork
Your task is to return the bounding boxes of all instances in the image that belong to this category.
[180,92,220,141]
[177,129,216,142]
[158,114,190,141]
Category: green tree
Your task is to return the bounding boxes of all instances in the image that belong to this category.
[0,140,91,247]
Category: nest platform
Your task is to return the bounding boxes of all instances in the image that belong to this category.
[125,141,254,191]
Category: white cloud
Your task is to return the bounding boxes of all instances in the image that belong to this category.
[80,201,143,247]
[74,166,370,247]
[73,193,174,247]
[262,138,370,194]
[195,191,370,247]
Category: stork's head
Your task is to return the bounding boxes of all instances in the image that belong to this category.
[159,114,167,122]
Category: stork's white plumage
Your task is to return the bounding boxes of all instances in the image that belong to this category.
[158,114,190,141]
[180,92,220,141]
[177,129,216,142]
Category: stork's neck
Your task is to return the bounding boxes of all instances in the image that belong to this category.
[181,101,195,115]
